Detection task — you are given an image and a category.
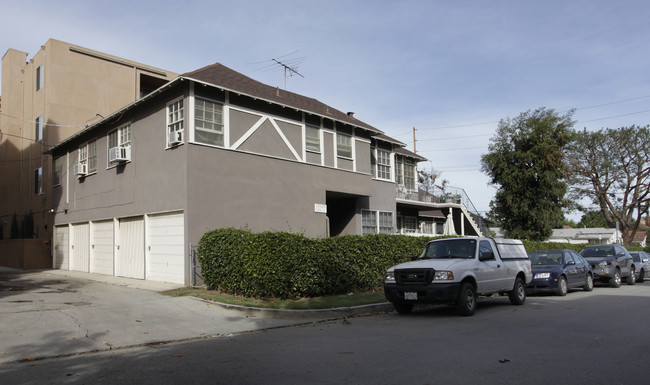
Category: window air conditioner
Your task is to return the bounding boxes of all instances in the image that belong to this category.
[109,146,131,163]
[168,131,183,146]
[73,163,88,176]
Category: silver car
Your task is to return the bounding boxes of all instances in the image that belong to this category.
[629,251,650,283]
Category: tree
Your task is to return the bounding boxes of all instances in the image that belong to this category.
[481,108,575,241]
[565,125,650,245]
[576,210,609,228]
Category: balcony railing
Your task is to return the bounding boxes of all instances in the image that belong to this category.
[396,185,490,236]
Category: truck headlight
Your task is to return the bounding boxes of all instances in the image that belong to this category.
[434,271,454,280]
[385,271,396,283]
[534,272,551,279]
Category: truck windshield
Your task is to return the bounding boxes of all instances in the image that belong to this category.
[421,239,477,259]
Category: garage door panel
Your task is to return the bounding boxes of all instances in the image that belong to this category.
[91,221,114,276]
[116,217,145,279]
[70,223,90,272]
[147,212,184,284]
[54,226,69,270]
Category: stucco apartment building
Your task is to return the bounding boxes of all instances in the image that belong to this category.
[0,39,177,242]
[46,61,483,285]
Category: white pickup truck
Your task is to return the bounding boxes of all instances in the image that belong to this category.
[384,237,532,316]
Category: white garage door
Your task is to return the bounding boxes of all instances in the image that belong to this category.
[116,216,145,279]
[147,212,185,284]
[91,220,114,276]
[54,225,69,270]
[70,223,90,272]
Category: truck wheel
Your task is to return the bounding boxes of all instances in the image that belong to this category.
[394,303,413,314]
[556,276,568,296]
[626,268,636,285]
[456,282,477,316]
[583,274,594,292]
[508,277,526,305]
[609,269,621,288]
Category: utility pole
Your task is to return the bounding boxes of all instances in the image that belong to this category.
[413,127,417,153]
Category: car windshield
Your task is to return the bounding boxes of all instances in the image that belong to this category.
[630,252,640,262]
[530,252,562,265]
[422,239,476,259]
[580,247,615,258]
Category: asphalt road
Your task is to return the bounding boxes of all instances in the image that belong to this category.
[2,281,650,385]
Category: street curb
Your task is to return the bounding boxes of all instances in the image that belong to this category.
[192,298,395,319]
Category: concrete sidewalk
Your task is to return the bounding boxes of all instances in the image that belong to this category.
[0,268,390,364]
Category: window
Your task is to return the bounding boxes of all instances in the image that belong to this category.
[362,210,377,235]
[363,210,394,235]
[108,124,131,165]
[167,99,184,146]
[194,98,223,146]
[336,133,352,158]
[376,149,391,180]
[420,220,434,234]
[404,216,417,233]
[34,167,43,194]
[79,140,97,174]
[36,64,43,91]
[403,159,416,190]
[396,158,403,184]
[35,115,43,142]
[306,125,320,152]
[53,157,63,186]
[379,212,394,234]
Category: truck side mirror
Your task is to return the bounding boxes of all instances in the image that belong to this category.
[479,251,494,261]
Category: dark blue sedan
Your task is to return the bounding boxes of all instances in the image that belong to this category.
[528,249,594,296]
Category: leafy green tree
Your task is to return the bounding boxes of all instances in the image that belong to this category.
[576,210,609,228]
[481,108,575,240]
[565,125,650,245]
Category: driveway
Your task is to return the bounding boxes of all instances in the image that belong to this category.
[0,268,325,364]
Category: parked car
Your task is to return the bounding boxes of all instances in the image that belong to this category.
[579,244,635,287]
[629,251,650,283]
[528,249,593,296]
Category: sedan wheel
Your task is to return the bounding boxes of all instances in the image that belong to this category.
[583,274,594,292]
[626,268,636,285]
[556,276,568,296]
[609,269,621,288]
[639,269,645,283]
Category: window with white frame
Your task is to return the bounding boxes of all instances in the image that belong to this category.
[167,99,184,146]
[363,210,394,235]
[306,125,320,152]
[379,211,394,234]
[336,133,352,158]
[396,157,403,184]
[362,210,377,235]
[404,216,417,233]
[194,98,224,146]
[376,149,391,180]
[107,124,131,165]
[35,115,43,142]
[36,64,44,91]
[34,167,43,194]
[79,140,97,174]
[403,159,416,190]
[420,219,434,234]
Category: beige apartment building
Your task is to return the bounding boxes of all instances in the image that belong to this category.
[0,39,177,241]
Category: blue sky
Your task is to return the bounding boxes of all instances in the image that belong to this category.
[3,0,650,219]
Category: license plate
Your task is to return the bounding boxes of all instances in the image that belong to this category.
[404,292,417,300]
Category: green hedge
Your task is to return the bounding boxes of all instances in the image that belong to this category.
[197,228,437,299]
[198,228,648,299]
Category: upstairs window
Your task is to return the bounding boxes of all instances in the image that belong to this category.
[376,149,391,180]
[36,64,44,91]
[34,167,43,194]
[396,157,403,184]
[108,124,132,165]
[306,125,320,152]
[337,133,352,158]
[403,159,416,190]
[35,115,43,142]
[53,157,63,186]
[79,140,97,174]
[167,99,184,146]
[194,98,224,146]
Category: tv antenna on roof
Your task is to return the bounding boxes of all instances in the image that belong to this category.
[250,51,305,90]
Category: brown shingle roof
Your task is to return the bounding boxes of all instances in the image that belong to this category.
[183,63,383,134]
